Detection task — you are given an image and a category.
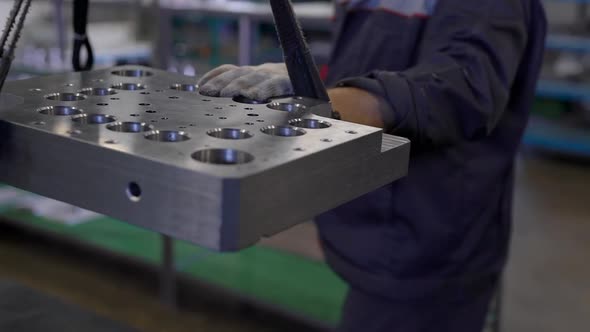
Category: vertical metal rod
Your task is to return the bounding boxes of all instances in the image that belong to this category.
[238,16,253,66]
[53,0,67,64]
[492,279,503,332]
[160,234,177,309]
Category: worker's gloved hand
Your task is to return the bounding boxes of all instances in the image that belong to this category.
[198,63,292,102]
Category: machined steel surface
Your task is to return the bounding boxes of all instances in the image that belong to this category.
[0,66,410,251]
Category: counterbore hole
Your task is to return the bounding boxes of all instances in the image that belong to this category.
[267,102,306,113]
[38,106,83,116]
[288,118,331,129]
[112,69,153,77]
[207,128,253,140]
[79,88,117,96]
[126,182,142,202]
[72,114,116,124]
[106,122,152,133]
[233,95,269,104]
[170,83,198,92]
[261,125,306,137]
[45,93,86,101]
[192,149,254,165]
[145,130,190,142]
[112,83,146,91]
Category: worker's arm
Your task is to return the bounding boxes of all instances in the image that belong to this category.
[327,87,389,128]
[336,0,543,147]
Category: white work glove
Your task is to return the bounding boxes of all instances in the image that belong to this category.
[198,63,293,102]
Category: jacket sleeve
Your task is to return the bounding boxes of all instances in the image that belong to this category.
[337,0,532,147]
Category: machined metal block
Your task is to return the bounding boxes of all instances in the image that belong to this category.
[0,66,410,251]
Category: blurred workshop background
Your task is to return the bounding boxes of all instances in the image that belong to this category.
[0,0,589,331]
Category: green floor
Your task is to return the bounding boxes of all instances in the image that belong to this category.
[0,206,347,326]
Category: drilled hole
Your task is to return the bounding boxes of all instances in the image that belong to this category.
[145,130,190,142]
[288,118,331,129]
[126,182,142,202]
[45,93,86,102]
[139,103,151,106]
[112,83,146,91]
[146,110,156,113]
[207,128,253,140]
[247,113,259,117]
[96,103,108,106]
[169,96,179,99]
[170,83,198,92]
[261,126,306,137]
[112,69,153,77]
[192,149,254,165]
[38,106,83,116]
[130,114,140,117]
[106,122,152,133]
[79,88,117,96]
[72,114,116,124]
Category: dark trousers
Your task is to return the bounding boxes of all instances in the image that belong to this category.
[338,276,498,332]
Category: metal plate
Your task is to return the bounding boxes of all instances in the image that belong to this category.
[0,66,410,251]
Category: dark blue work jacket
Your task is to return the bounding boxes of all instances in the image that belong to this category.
[316,0,547,300]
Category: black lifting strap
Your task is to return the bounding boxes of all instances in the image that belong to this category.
[72,0,94,71]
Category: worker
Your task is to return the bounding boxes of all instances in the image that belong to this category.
[198,0,547,331]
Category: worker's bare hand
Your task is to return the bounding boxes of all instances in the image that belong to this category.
[198,63,292,102]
